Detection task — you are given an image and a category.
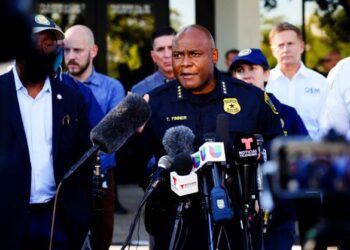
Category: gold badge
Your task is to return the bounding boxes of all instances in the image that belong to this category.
[223,98,241,115]
[264,92,279,115]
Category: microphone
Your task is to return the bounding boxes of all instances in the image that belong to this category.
[191,141,226,172]
[162,125,195,158]
[254,134,265,191]
[90,93,152,154]
[170,153,198,196]
[146,155,173,194]
[216,113,236,168]
[207,120,234,222]
[62,94,151,181]
[233,134,259,203]
[193,131,233,222]
[233,134,259,166]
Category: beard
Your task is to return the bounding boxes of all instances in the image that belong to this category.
[19,49,57,83]
[67,55,91,78]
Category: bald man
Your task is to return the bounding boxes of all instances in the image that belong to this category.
[63,25,125,250]
[120,24,283,249]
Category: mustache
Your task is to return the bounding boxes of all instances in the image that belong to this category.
[67,60,79,66]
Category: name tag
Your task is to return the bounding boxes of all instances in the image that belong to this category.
[166,115,188,121]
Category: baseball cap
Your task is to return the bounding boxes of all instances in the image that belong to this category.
[30,14,64,40]
[230,48,269,71]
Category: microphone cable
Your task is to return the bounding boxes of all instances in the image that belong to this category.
[48,144,99,250]
[121,175,166,249]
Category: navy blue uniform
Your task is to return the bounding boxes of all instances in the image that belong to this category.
[126,69,284,250]
[264,94,308,250]
[269,93,309,136]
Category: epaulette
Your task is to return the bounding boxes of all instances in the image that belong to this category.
[148,80,176,96]
[264,92,279,115]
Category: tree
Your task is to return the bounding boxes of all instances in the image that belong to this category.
[261,0,350,70]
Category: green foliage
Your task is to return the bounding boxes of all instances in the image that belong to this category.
[260,15,284,68]
[106,4,154,78]
[260,4,350,71]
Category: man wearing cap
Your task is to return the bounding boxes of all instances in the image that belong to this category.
[231,48,308,250]
[0,14,93,249]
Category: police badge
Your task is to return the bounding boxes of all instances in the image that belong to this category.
[223,98,241,115]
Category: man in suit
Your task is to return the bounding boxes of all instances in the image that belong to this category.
[0,14,93,249]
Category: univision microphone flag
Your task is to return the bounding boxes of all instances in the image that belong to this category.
[191,142,226,172]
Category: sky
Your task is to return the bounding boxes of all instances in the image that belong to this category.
[170,0,318,27]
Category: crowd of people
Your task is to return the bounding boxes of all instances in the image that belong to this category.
[0,9,349,250]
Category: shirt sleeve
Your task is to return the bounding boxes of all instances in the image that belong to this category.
[108,80,126,111]
[319,63,350,137]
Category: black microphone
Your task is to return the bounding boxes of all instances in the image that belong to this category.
[62,94,151,181]
[216,113,235,168]
[162,125,195,158]
[146,155,173,194]
[171,153,199,196]
[233,134,259,166]
[173,152,193,176]
[233,134,259,203]
[216,114,230,146]
[90,93,152,154]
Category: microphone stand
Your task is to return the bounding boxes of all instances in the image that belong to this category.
[121,178,165,249]
[168,198,192,250]
[91,153,104,250]
[200,171,215,250]
[239,163,263,250]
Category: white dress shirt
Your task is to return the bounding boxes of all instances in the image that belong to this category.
[318,57,350,139]
[266,62,328,139]
[13,67,56,204]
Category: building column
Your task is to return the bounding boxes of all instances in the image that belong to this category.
[215,0,260,71]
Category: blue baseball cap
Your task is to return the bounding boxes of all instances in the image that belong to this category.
[30,14,64,40]
[230,48,269,71]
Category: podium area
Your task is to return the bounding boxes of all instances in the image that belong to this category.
[111,184,338,250]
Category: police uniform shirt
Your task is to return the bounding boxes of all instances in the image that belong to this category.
[266,62,328,139]
[144,69,283,160]
[319,57,350,139]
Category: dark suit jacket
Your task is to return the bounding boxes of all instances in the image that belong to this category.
[0,70,93,249]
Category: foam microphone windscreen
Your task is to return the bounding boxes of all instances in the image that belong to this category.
[162,125,195,158]
[173,152,193,176]
[90,94,152,153]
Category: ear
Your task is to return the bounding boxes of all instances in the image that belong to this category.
[91,44,98,59]
[270,45,278,60]
[263,69,270,82]
[212,48,219,64]
[150,50,157,63]
[300,40,305,54]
